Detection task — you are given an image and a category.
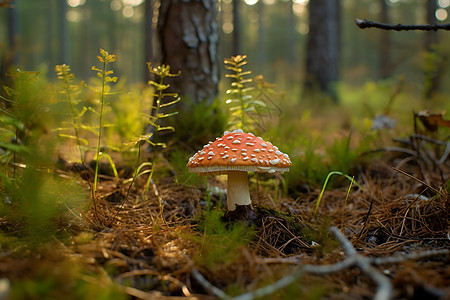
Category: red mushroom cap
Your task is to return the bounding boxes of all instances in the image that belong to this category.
[187,129,291,174]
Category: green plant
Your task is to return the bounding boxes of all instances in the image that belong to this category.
[88,49,119,195]
[314,171,361,216]
[0,69,88,244]
[55,64,85,165]
[190,209,255,268]
[224,55,279,134]
[124,63,180,206]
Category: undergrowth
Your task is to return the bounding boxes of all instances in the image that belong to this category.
[190,209,255,268]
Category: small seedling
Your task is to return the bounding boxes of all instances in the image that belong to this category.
[314,171,361,216]
[88,49,119,195]
[124,63,180,214]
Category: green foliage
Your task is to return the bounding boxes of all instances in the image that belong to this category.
[123,63,181,204]
[55,64,85,163]
[133,63,180,150]
[314,171,360,216]
[171,97,226,149]
[190,209,255,268]
[89,49,119,194]
[224,55,280,134]
[9,257,125,300]
[0,69,88,244]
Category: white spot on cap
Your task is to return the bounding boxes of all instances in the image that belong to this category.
[222,154,229,159]
[261,143,267,147]
[208,151,215,156]
[227,136,233,140]
[253,149,261,153]
[243,156,249,160]
[232,140,241,144]
[231,158,237,163]
[232,148,238,151]
[251,158,258,163]
[246,143,255,146]
[270,158,281,165]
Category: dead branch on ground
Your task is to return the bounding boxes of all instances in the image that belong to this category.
[192,227,450,300]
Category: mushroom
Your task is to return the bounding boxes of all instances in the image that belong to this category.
[187,129,291,211]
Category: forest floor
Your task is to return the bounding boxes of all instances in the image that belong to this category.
[1,136,450,300]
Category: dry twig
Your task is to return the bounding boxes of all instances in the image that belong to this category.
[356,19,450,31]
[192,227,449,300]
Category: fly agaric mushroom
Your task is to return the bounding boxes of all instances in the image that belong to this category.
[187,129,291,211]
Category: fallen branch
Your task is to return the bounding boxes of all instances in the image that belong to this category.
[355,18,450,31]
[192,227,450,300]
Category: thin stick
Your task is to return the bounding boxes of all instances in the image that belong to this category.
[356,18,450,31]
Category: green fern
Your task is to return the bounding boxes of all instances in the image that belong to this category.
[124,63,180,206]
[88,49,119,194]
[224,55,280,134]
[55,64,86,164]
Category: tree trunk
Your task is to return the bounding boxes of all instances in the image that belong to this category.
[158,0,219,106]
[232,0,240,55]
[423,0,442,99]
[424,0,438,50]
[59,0,68,65]
[379,0,391,79]
[144,0,153,83]
[1,0,19,107]
[304,0,340,103]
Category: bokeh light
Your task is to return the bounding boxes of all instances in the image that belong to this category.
[67,0,86,8]
[436,8,448,21]
[244,0,259,5]
[439,0,450,8]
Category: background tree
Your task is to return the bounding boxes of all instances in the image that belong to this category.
[232,0,241,55]
[423,0,443,99]
[158,0,219,107]
[144,0,153,83]
[304,0,340,103]
[379,0,391,79]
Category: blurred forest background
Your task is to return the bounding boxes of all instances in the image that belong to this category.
[1,0,450,104]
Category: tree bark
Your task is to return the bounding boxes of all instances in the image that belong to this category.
[304,0,340,103]
[158,0,219,106]
[424,0,438,50]
[144,0,153,83]
[423,0,441,99]
[379,0,391,79]
[232,0,240,55]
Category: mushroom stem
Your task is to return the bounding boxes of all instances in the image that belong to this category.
[227,171,252,211]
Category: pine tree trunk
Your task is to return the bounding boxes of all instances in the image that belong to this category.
[144,0,153,83]
[158,0,219,106]
[423,0,441,99]
[304,0,340,103]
